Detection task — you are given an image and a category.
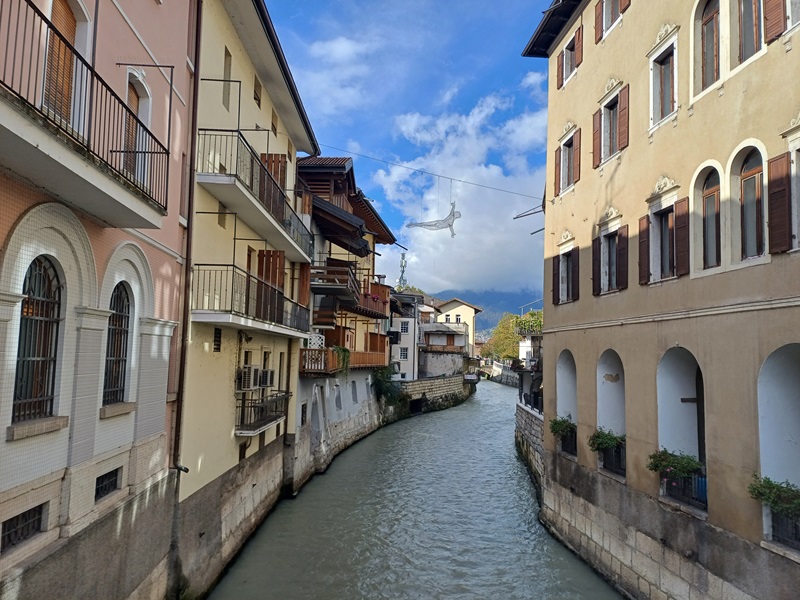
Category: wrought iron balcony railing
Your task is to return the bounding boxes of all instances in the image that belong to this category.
[0,0,168,210]
[600,443,626,477]
[192,264,309,332]
[560,428,578,456]
[663,471,708,510]
[236,391,290,434]
[196,129,312,257]
[310,264,360,299]
[772,511,800,551]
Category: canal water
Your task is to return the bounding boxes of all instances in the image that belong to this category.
[209,380,621,600]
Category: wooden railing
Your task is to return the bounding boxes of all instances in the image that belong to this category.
[350,350,388,368]
[310,264,360,296]
[299,348,341,374]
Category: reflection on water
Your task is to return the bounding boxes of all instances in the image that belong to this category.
[209,381,621,600]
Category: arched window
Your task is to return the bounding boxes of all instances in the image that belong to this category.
[702,170,721,268]
[596,350,626,475]
[701,0,720,90]
[14,257,62,423]
[103,283,131,405]
[740,150,764,259]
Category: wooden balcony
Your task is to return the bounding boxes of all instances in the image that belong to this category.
[346,280,391,319]
[299,348,341,376]
[350,350,389,369]
[310,264,359,300]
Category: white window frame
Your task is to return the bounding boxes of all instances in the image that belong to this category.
[602,95,620,163]
[400,320,409,334]
[603,0,622,37]
[399,347,409,361]
[783,118,800,251]
[647,186,680,284]
[598,211,623,293]
[790,0,800,28]
[445,314,451,323]
[648,30,679,130]
[563,34,577,84]
[561,131,577,192]
[557,233,576,304]
[455,314,461,324]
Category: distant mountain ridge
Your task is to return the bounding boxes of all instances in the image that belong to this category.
[431,288,543,334]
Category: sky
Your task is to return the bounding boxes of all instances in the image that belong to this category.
[268,1,550,294]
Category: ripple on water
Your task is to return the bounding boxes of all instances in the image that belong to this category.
[208,381,621,600]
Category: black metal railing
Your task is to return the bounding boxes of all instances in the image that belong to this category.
[664,471,708,510]
[236,391,290,433]
[601,443,626,477]
[560,428,578,456]
[772,512,800,551]
[94,468,120,502]
[0,0,168,210]
[520,391,543,413]
[196,129,312,256]
[192,264,309,332]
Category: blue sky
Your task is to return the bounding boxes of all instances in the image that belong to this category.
[269,1,549,293]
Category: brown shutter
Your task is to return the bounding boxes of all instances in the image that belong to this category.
[45,0,77,122]
[554,146,562,197]
[552,255,561,305]
[571,247,580,301]
[575,26,583,66]
[592,236,601,296]
[124,83,140,174]
[620,0,631,13]
[618,84,630,150]
[638,215,650,285]
[592,110,602,169]
[764,0,787,44]
[268,154,288,189]
[617,224,629,289]
[557,51,564,89]
[298,263,311,306]
[595,0,603,43]
[674,197,690,276]
[768,152,792,253]
[573,128,581,183]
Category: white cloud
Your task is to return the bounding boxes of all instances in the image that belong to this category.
[521,70,548,102]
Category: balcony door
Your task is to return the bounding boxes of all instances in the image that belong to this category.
[257,250,285,323]
[44,0,76,123]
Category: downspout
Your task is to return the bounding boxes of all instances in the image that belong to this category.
[168,1,202,597]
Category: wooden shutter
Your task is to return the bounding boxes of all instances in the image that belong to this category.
[638,215,650,285]
[557,51,564,89]
[267,154,288,189]
[259,250,286,288]
[575,26,583,66]
[595,0,603,43]
[554,146,562,196]
[298,263,311,306]
[618,84,630,150]
[592,110,602,169]
[675,197,690,276]
[124,83,139,174]
[573,128,581,183]
[571,247,580,301]
[764,0,787,43]
[768,152,792,253]
[620,0,631,13]
[552,255,561,305]
[592,237,601,296]
[45,0,76,122]
[617,224,629,290]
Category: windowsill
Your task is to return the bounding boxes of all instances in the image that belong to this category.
[690,79,723,106]
[657,495,708,520]
[649,110,678,135]
[689,264,724,280]
[7,415,69,442]
[783,21,800,44]
[99,402,137,420]
[761,540,800,565]
[728,253,770,272]
[557,299,576,306]
[597,468,626,484]
[728,45,768,80]
[599,288,621,297]
[788,247,800,255]
[559,450,578,462]
[601,16,622,42]
[563,69,577,87]
[648,275,679,287]
[559,183,576,197]
[599,149,622,168]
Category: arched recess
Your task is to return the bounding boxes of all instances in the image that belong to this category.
[556,349,578,420]
[657,347,705,461]
[597,349,625,434]
[757,344,800,485]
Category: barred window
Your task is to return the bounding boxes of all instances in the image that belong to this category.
[13,256,61,423]
[95,468,121,502]
[1,504,44,553]
[103,283,131,405]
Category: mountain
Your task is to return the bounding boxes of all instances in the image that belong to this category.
[431,288,543,334]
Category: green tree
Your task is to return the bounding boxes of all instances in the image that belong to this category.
[484,313,521,360]
[396,284,426,295]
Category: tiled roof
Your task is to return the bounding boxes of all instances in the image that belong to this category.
[298,156,352,168]
[522,0,582,58]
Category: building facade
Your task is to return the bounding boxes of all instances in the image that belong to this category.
[434,298,482,356]
[520,1,800,599]
[390,291,425,382]
[0,0,193,596]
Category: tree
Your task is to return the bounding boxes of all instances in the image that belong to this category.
[396,284,426,295]
[484,313,522,360]
[512,310,543,334]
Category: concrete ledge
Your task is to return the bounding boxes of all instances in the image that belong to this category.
[657,495,708,521]
[99,402,137,419]
[6,416,69,441]
[761,540,800,565]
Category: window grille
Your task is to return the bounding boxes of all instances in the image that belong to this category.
[1,504,44,553]
[103,283,131,405]
[13,257,61,423]
[95,468,120,502]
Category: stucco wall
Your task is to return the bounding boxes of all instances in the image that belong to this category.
[419,351,464,378]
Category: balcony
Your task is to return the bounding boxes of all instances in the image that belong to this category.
[196,129,312,262]
[663,471,708,511]
[772,512,800,552]
[192,264,309,336]
[0,0,167,228]
[235,391,290,436]
[600,443,626,477]
[346,280,391,319]
[310,263,359,301]
[299,347,341,376]
[560,429,578,456]
[350,350,389,369]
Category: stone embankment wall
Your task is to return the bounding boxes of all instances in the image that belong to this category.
[515,405,796,600]
[380,375,475,423]
[488,363,519,387]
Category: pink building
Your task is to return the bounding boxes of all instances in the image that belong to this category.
[0,1,194,596]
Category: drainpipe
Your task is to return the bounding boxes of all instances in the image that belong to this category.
[168,1,202,598]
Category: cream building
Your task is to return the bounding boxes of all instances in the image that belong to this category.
[434,298,482,356]
[174,0,318,593]
[519,1,800,598]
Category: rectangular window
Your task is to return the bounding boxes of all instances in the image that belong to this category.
[400,321,409,334]
[95,468,120,502]
[271,108,278,136]
[703,187,721,268]
[253,75,262,108]
[792,0,800,26]
[562,136,575,189]
[222,47,232,111]
[605,232,618,291]
[740,0,763,62]
[1,504,44,552]
[213,327,222,352]
[652,45,675,124]
[657,207,676,278]
[603,98,619,159]
[702,3,720,89]
[445,315,451,323]
[604,0,621,32]
[741,169,764,258]
[562,250,574,302]
[564,37,576,79]
[287,139,294,162]
[455,314,462,324]
[399,347,409,360]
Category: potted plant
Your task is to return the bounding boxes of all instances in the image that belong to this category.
[646,448,703,478]
[587,427,625,452]
[549,414,576,438]
[748,475,800,518]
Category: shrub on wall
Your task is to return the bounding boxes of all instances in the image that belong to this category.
[549,414,576,438]
[646,449,703,478]
[587,428,625,452]
[748,475,800,518]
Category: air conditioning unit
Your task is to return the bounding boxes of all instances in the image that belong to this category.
[237,365,261,392]
[260,369,275,388]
